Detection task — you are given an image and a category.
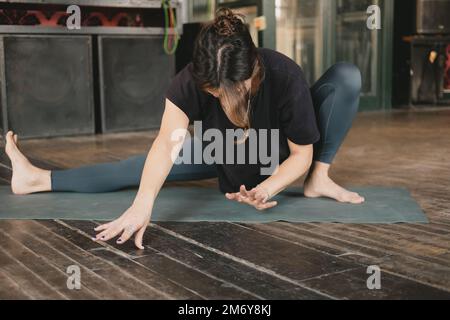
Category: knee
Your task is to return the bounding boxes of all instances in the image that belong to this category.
[331,62,362,94]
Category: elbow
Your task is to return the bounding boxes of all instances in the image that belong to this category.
[305,147,314,168]
[154,131,186,158]
[290,144,314,170]
[301,151,314,172]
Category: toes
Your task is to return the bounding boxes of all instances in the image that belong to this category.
[5,131,14,143]
[352,192,365,203]
[5,131,19,151]
[356,196,365,204]
[349,193,365,204]
[337,191,364,204]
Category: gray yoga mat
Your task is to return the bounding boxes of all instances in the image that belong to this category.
[0,186,427,223]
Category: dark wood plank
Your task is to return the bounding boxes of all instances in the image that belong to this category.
[154,222,358,283]
[0,147,12,182]
[0,248,65,299]
[0,269,33,300]
[0,221,103,299]
[0,229,70,299]
[385,223,450,236]
[19,220,201,299]
[154,221,450,295]
[93,247,253,300]
[302,267,450,300]
[0,220,191,299]
[283,223,450,290]
[0,177,9,185]
[308,223,450,266]
[18,133,150,169]
[39,220,212,299]
[241,222,389,265]
[0,164,11,183]
[239,223,450,299]
[66,220,328,300]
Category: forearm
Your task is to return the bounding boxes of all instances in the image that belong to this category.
[132,136,182,209]
[259,152,312,198]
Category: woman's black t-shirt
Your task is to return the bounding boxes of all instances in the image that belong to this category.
[166,48,320,193]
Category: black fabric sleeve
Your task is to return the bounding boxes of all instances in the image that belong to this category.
[279,74,320,145]
[165,64,202,122]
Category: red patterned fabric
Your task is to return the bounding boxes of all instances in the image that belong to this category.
[445,44,450,90]
[0,9,142,27]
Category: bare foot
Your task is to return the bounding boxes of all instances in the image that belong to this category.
[304,162,365,204]
[4,131,51,195]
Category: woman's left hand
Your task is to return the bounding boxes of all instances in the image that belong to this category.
[225,185,277,211]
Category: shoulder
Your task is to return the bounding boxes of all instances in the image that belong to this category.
[166,63,206,122]
[168,63,202,97]
[174,63,196,83]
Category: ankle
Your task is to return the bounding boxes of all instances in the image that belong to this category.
[37,170,52,190]
[308,162,330,180]
[27,168,51,190]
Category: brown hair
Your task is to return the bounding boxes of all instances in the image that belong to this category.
[192,8,265,129]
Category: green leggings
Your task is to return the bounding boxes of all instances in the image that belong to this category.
[52,62,361,193]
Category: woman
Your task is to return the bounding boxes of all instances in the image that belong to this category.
[4,9,364,249]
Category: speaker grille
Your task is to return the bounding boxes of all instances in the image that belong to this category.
[1,35,95,138]
[99,36,174,132]
[417,0,450,34]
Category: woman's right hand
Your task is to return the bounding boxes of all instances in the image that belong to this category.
[94,201,152,249]
[93,99,189,249]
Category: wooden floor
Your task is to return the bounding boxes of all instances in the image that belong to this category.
[1,109,450,300]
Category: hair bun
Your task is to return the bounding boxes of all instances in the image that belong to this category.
[214,8,245,36]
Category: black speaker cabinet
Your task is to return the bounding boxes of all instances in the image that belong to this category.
[176,23,202,73]
[98,36,175,133]
[417,0,450,34]
[0,35,95,138]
